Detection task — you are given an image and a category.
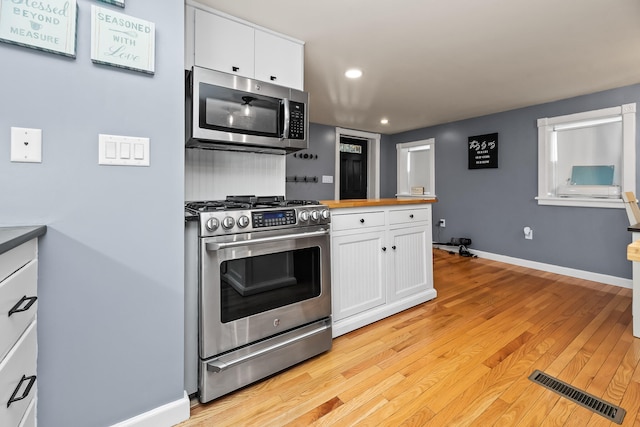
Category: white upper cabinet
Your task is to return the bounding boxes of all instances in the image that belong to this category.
[187,4,305,90]
[194,10,254,79]
[254,30,304,90]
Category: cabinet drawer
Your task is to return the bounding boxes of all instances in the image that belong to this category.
[0,240,36,284]
[0,261,37,362]
[331,211,385,231]
[389,208,430,225]
[0,321,37,427]
[18,398,35,427]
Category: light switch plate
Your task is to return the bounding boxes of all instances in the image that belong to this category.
[11,127,42,163]
[99,134,150,166]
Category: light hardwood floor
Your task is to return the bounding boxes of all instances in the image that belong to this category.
[178,249,639,426]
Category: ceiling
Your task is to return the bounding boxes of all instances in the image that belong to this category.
[196,0,640,135]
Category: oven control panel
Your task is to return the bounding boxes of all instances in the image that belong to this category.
[197,205,331,236]
[252,209,296,228]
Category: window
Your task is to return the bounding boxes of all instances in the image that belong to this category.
[536,103,636,208]
[396,138,435,198]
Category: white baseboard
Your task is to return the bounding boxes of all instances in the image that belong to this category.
[434,245,632,289]
[332,289,438,338]
[111,391,190,427]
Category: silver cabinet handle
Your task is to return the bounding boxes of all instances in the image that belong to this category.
[206,229,329,251]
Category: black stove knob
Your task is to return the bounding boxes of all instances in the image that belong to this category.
[237,215,250,228]
[205,218,219,231]
[222,216,235,230]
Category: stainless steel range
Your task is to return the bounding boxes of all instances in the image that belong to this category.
[184,196,332,402]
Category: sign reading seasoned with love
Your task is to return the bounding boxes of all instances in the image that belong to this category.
[91,5,155,74]
[0,0,78,57]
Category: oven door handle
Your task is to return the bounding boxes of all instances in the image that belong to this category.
[206,321,331,373]
[205,229,329,251]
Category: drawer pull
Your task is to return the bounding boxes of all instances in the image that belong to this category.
[7,375,36,408]
[232,66,239,72]
[410,214,414,218]
[360,219,365,223]
[382,247,387,251]
[392,246,396,250]
[8,296,37,317]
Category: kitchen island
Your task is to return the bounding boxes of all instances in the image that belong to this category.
[320,198,437,337]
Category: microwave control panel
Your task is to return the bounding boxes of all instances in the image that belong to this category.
[288,102,305,140]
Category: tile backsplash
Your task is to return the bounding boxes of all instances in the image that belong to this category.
[185,149,286,201]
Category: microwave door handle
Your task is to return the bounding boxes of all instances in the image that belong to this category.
[281,98,290,140]
[205,229,329,251]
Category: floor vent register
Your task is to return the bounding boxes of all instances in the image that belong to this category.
[528,369,625,424]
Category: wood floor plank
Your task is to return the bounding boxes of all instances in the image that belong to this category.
[177,249,638,427]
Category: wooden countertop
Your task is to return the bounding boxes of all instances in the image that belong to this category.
[320,198,437,209]
[628,239,640,262]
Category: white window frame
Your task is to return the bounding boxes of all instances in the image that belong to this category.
[536,103,636,208]
[396,138,436,198]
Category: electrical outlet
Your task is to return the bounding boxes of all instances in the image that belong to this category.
[439,219,446,227]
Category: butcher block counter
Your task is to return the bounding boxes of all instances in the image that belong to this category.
[322,198,436,337]
[320,197,437,209]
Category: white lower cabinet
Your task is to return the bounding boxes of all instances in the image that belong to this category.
[388,224,432,301]
[0,236,39,427]
[330,204,436,337]
[332,231,386,320]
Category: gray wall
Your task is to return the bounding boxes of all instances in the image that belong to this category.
[286,123,337,200]
[0,1,185,426]
[390,84,640,279]
[286,124,397,200]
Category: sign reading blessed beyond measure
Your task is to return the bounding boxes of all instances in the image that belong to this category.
[91,5,155,74]
[468,132,498,169]
[0,0,77,57]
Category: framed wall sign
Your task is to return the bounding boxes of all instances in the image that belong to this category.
[468,132,498,169]
[98,0,125,7]
[91,5,155,74]
[0,0,77,57]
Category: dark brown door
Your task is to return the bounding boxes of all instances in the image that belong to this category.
[340,137,368,199]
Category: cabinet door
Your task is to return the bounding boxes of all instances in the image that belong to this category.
[254,30,304,90]
[332,231,386,321]
[194,10,254,78]
[388,225,432,301]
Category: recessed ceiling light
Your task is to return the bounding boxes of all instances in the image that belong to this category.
[380,118,389,125]
[345,68,363,79]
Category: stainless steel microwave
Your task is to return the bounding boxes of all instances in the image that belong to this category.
[186,66,309,154]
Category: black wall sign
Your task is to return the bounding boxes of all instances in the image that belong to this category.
[468,133,498,169]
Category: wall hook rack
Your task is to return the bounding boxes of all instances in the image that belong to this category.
[286,175,318,183]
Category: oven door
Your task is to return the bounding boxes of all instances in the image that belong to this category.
[199,226,331,358]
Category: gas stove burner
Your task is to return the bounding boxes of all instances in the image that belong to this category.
[226,195,285,206]
[186,200,251,212]
[224,195,320,208]
[284,199,320,206]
